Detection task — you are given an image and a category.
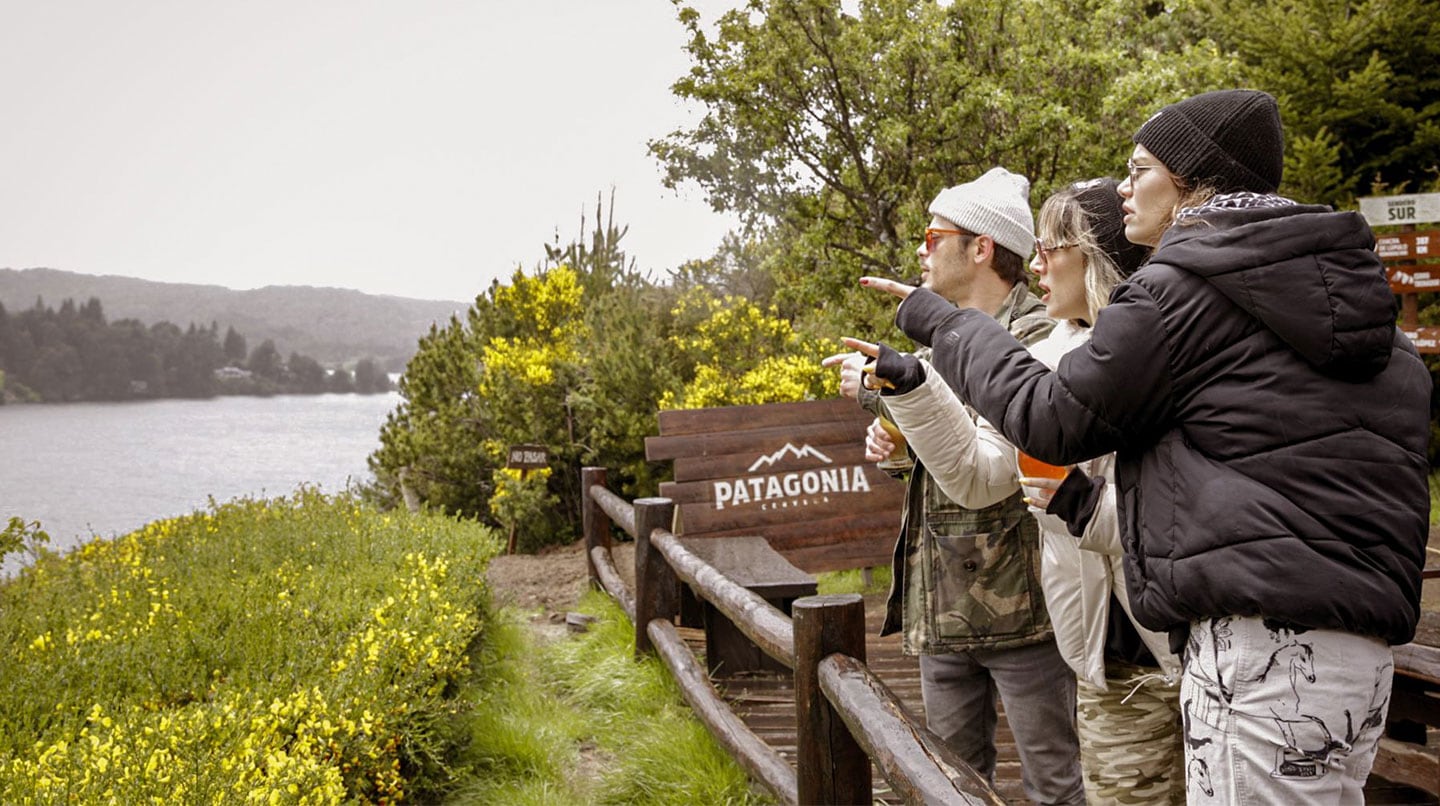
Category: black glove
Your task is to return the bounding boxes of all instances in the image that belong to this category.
[1045,469,1107,537]
[873,344,926,395]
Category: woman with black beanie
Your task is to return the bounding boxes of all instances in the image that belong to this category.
[857,89,1430,804]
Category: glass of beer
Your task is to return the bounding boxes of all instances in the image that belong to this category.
[876,414,913,472]
[1016,450,1068,481]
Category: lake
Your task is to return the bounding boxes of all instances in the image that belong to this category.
[0,393,399,573]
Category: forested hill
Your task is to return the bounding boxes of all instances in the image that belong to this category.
[0,268,468,369]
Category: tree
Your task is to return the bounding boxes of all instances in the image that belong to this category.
[370,199,680,549]
[353,358,390,394]
[288,353,327,393]
[247,340,283,384]
[1198,0,1440,204]
[652,0,1235,333]
[223,327,248,365]
[328,366,355,393]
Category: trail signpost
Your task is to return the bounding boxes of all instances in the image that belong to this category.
[503,444,549,553]
[1363,193,1440,354]
[505,444,549,470]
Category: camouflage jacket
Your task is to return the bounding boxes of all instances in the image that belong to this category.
[865,282,1055,654]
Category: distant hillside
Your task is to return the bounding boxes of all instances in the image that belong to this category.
[0,268,469,370]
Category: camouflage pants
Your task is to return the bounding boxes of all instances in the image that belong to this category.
[1077,661,1185,805]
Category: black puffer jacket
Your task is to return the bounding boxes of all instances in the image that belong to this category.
[897,204,1431,645]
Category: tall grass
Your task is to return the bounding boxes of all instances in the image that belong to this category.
[0,489,499,803]
[446,590,772,805]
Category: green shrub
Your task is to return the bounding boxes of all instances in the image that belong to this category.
[0,489,500,803]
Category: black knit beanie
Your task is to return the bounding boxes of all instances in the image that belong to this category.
[1132,89,1284,193]
[1070,178,1149,277]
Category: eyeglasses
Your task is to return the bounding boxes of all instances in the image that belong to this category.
[1126,159,1157,185]
[1034,239,1078,264]
[923,227,972,252]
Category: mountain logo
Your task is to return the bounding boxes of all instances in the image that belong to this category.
[746,442,834,472]
[715,442,871,511]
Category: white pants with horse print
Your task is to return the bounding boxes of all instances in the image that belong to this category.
[1180,616,1392,805]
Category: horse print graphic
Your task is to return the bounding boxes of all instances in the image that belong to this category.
[1258,632,1393,781]
[1183,698,1216,798]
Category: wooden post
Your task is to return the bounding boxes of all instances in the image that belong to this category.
[794,593,870,805]
[633,497,678,659]
[581,466,609,590]
[504,467,529,555]
[1401,222,1420,332]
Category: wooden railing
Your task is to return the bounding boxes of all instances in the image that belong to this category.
[580,466,1003,805]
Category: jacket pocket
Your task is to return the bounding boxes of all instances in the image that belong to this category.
[922,504,1046,645]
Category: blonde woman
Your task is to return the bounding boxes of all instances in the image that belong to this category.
[850,178,1185,803]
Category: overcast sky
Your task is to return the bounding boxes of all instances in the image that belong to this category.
[0,1,748,303]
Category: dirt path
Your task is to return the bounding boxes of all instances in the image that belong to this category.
[485,539,634,617]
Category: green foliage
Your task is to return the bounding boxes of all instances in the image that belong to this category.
[1198,0,1440,204]
[0,491,501,803]
[652,0,1236,335]
[816,563,892,596]
[662,287,841,409]
[546,592,770,805]
[372,198,695,547]
[445,591,769,805]
[0,517,48,567]
[489,468,561,554]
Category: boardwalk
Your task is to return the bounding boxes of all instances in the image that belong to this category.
[692,591,1438,805]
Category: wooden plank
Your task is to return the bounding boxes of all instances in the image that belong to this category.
[662,467,903,505]
[691,509,901,546]
[1372,737,1439,796]
[646,419,869,462]
[1396,643,1440,687]
[1379,230,1440,262]
[1392,685,1440,727]
[679,536,817,594]
[672,482,904,534]
[784,537,895,574]
[672,441,886,482]
[658,398,871,437]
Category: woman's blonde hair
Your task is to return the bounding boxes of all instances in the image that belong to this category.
[1036,190,1127,327]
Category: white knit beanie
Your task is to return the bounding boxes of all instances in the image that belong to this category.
[927,167,1035,260]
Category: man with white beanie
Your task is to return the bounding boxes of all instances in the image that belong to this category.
[827,167,1083,803]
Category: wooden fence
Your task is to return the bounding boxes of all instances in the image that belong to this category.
[580,466,1003,805]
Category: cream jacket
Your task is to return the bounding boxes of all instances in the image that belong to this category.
[883,320,1180,689]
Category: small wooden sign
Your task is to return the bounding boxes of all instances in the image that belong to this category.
[1378,230,1440,263]
[1387,266,1440,294]
[505,444,549,470]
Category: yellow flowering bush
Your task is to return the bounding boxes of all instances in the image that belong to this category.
[663,288,840,410]
[0,490,499,803]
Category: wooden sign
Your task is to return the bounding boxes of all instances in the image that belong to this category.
[1378,230,1440,263]
[1361,193,1440,227]
[1401,328,1440,352]
[505,444,549,470]
[1387,266,1440,294]
[645,399,903,573]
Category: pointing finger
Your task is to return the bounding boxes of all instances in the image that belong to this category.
[858,276,916,299]
[840,337,880,357]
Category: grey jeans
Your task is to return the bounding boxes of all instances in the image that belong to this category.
[920,639,1085,805]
